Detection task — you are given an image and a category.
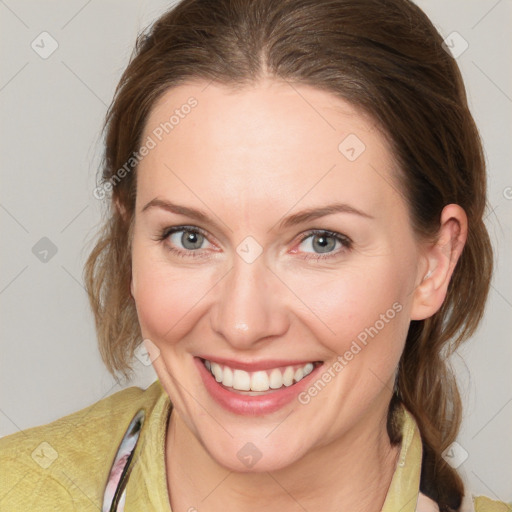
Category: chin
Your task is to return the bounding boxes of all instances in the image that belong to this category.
[205,437,308,474]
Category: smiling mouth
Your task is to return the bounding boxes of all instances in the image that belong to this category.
[200,358,323,395]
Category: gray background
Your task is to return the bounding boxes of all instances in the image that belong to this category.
[1,0,511,502]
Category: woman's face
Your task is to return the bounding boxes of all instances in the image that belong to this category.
[130,79,428,471]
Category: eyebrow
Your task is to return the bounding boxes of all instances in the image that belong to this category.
[141,198,373,231]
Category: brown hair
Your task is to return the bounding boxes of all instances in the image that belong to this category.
[84,0,493,509]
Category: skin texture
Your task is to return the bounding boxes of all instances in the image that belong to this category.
[128,79,467,512]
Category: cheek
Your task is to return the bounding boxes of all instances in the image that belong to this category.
[297,267,409,410]
[290,258,412,357]
[131,244,211,343]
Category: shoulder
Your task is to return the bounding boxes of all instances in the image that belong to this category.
[0,380,165,511]
[473,495,512,512]
[400,407,510,512]
[416,491,511,512]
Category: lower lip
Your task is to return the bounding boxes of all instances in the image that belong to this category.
[194,357,323,416]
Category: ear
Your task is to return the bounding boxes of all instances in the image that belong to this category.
[410,204,468,321]
[114,197,135,298]
[114,196,128,223]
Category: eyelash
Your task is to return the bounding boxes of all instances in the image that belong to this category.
[154,225,352,261]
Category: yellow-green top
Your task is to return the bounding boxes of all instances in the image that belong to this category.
[0,380,509,511]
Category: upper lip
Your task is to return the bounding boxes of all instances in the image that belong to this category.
[197,356,322,372]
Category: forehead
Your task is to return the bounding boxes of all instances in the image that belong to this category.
[143,79,385,158]
[136,79,406,223]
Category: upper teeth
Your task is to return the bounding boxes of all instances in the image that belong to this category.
[204,359,315,392]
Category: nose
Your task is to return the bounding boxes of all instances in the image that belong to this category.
[209,253,290,350]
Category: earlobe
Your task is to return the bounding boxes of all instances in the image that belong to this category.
[410,204,468,321]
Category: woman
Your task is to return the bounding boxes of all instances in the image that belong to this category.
[0,0,508,511]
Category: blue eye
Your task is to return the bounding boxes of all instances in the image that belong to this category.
[158,226,213,258]
[156,226,352,261]
[296,230,352,261]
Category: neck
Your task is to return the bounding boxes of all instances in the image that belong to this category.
[165,402,400,512]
